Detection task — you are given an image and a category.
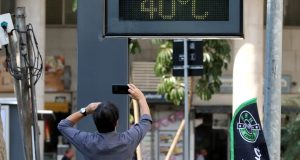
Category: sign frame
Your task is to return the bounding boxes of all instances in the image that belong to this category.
[172,40,203,76]
[104,0,243,38]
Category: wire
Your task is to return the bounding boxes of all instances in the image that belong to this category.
[2,24,43,85]
[27,24,43,85]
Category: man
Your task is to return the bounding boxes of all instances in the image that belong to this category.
[57,84,152,160]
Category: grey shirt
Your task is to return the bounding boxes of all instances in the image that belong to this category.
[57,114,152,160]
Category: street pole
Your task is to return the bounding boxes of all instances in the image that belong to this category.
[15,7,34,160]
[15,1,46,158]
[27,27,41,160]
[183,38,190,160]
[263,0,283,159]
[12,7,41,160]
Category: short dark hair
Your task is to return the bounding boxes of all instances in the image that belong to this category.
[93,101,119,133]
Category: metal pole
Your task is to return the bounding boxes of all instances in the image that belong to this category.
[263,0,283,159]
[183,38,190,160]
[7,21,29,160]
[15,7,34,160]
[27,28,41,160]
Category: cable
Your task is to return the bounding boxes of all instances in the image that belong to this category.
[2,23,43,85]
[26,23,43,85]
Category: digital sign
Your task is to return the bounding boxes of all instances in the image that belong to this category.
[104,0,243,37]
[119,0,228,21]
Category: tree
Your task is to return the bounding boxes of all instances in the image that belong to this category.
[281,95,300,159]
[152,39,231,105]
[281,114,300,160]
[72,0,77,12]
[147,39,231,158]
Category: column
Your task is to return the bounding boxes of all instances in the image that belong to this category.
[232,0,264,121]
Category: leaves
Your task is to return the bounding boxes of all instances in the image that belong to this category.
[274,89,300,160]
[157,77,184,106]
[196,40,231,100]
[282,115,300,159]
[72,0,77,12]
[154,40,173,76]
[129,39,141,55]
[281,94,300,160]
[152,40,184,105]
[152,39,231,105]
[128,39,230,105]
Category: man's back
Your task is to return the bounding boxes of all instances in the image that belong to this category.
[58,114,152,160]
[80,132,133,159]
[58,84,152,160]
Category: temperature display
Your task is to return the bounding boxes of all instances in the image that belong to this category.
[105,0,243,37]
[119,0,229,21]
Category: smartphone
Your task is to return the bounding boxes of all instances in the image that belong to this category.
[112,84,129,94]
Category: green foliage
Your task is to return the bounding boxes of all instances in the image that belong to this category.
[153,40,173,76]
[196,40,231,100]
[282,115,300,160]
[152,40,182,105]
[129,39,142,54]
[153,39,231,105]
[281,92,300,160]
[157,77,184,106]
[72,0,77,12]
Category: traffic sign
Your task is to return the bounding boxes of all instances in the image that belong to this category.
[172,40,203,76]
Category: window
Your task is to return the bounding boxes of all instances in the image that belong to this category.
[0,0,15,14]
[284,0,300,26]
[265,0,300,26]
[46,0,77,25]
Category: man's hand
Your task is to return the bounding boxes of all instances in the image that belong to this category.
[65,102,100,125]
[128,84,150,116]
[128,84,145,101]
[85,102,101,114]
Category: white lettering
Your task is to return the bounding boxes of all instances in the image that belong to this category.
[254,147,261,160]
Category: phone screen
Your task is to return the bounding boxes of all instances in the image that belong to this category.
[112,85,129,94]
